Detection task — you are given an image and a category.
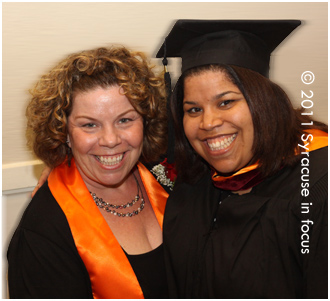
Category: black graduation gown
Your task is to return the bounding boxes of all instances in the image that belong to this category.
[163,147,328,298]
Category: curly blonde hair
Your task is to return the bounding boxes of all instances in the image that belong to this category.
[26,46,167,168]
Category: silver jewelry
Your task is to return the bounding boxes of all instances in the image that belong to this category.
[89,174,145,217]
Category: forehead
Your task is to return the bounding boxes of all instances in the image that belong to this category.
[183,70,238,95]
[73,85,128,102]
[70,85,135,114]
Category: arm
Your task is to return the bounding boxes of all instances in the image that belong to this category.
[7,186,93,298]
[31,166,52,197]
[7,228,93,298]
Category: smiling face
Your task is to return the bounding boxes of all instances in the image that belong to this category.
[67,85,144,190]
[183,70,254,174]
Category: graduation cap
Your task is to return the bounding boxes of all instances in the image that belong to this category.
[156,19,301,78]
[157,20,301,164]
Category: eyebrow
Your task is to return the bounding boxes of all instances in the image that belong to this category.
[214,91,241,100]
[74,115,98,121]
[73,109,138,120]
[183,90,241,105]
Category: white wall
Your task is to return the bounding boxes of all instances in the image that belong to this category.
[2,2,327,298]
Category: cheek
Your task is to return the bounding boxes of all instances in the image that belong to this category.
[128,124,144,149]
[234,116,253,135]
[183,116,194,140]
[133,133,144,149]
[234,114,254,155]
[70,130,98,152]
[242,116,254,142]
[232,106,254,139]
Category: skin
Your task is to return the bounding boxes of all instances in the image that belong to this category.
[33,71,255,193]
[32,166,51,197]
[67,85,144,193]
[32,85,162,254]
[183,70,255,175]
[66,85,161,254]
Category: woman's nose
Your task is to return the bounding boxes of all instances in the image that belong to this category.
[98,126,122,148]
[200,110,224,130]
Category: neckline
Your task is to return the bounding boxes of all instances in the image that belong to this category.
[123,243,163,257]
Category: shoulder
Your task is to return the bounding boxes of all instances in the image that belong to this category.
[171,170,213,195]
[300,147,328,218]
[163,169,221,243]
[255,147,328,198]
[166,169,219,213]
[254,147,328,221]
[7,182,93,298]
[304,147,328,197]
[142,158,177,194]
[13,181,74,245]
[305,146,328,182]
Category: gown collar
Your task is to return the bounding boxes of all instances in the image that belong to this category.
[212,129,328,191]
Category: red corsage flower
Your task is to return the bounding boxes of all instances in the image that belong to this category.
[160,158,177,182]
[150,158,177,190]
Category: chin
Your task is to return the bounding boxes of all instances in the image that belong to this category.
[212,162,240,175]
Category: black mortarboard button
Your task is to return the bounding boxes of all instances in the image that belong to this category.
[156,19,301,77]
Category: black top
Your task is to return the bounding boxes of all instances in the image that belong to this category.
[163,147,328,298]
[7,182,168,299]
[124,244,169,298]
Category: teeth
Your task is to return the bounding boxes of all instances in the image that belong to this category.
[97,154,123,166]
[207,134,237,151]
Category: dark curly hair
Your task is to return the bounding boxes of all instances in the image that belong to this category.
[26,46,167,168]
[171,64,328,183]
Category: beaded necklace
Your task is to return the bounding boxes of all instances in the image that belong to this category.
[90,174,145,217]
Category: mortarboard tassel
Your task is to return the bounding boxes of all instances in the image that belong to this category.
[162,39,175,164]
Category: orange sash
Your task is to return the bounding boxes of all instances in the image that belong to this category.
[48,160,168,299]
[212,129,328,183]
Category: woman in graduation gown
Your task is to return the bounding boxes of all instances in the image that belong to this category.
[158,20,328,298]
[7,46,171,298]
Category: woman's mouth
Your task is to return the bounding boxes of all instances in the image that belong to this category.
[206,133,237,151]
[95,154,124,166]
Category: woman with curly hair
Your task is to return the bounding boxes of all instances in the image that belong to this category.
[7,46,169,298]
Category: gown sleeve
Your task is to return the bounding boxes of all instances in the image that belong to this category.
[7,183,93,299]
[302,173,328,298]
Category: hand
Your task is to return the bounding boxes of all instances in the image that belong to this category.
[31,166,52,197]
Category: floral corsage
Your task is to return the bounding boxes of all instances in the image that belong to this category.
[151,158,177,191]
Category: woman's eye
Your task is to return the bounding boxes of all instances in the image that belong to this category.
[119,118,131,124]
[83,123,96,128]
[219,100,235,107]
[187,107,201,114]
